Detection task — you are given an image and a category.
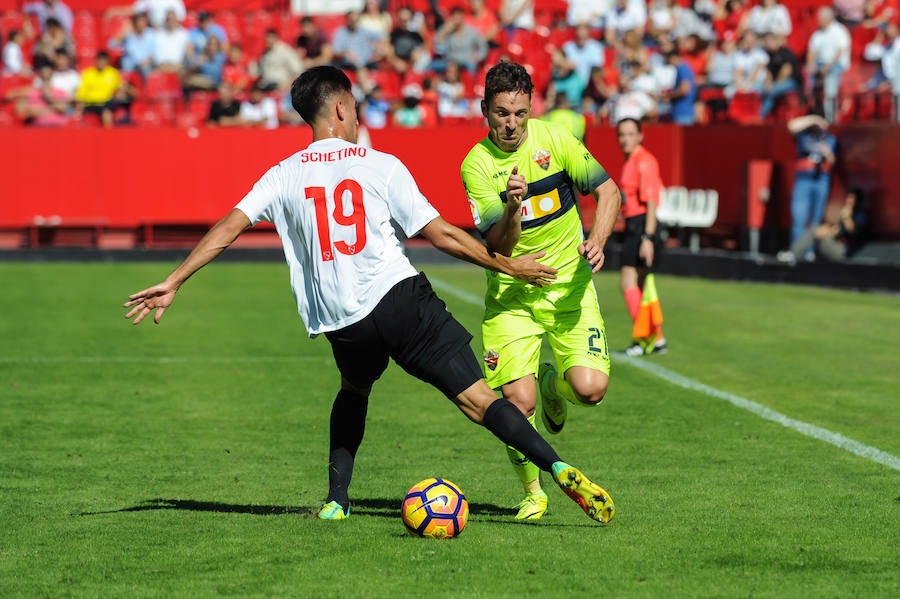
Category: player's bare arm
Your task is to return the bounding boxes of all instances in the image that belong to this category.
[579,178,622,273]
[124,209,251,325]
[420,215,556,286]
[640,197,659,268]
[484,165,526,256]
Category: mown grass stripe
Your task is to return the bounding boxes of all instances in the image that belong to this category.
[431,276,900,472]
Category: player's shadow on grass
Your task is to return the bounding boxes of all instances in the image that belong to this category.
[78,497,511,519]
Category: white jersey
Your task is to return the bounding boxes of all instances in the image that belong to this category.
[236,138,440,336]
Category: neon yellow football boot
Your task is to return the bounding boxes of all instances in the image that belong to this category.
[514,489,549,520]
[317,500,349,520]
[539,362,567,434]
[552,463,615,524]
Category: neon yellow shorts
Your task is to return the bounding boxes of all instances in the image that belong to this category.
[480,280,610,390]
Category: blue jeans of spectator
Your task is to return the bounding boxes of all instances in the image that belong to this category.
[760,79,798,118]
[790,173,830,243]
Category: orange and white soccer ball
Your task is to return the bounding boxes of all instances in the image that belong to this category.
[401,478,469,539]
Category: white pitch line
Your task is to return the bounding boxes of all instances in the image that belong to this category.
[430,276,900,472]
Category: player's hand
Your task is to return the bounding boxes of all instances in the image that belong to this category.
[506,166,527,211]
[509,250,557,287]
[123,281,178,325]
[639,238,655,268]
[578,239,607,273]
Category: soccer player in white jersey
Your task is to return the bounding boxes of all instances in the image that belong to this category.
[124,66,615,524]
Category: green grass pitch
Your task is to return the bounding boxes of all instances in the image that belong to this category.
[1,261,897,598]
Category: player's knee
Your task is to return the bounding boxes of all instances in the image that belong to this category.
[571,377,608,406]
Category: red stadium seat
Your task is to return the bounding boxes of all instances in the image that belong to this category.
[143,72,183,100]
[73,11,99,45]
[728,91,763,124]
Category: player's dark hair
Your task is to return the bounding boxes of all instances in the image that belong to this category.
[616,117,642,133]
[483,61,534,107]
[291,65,352,124]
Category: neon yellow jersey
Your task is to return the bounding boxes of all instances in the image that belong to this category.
[460,118,610,306]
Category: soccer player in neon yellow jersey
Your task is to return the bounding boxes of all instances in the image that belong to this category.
[461,61,621,520]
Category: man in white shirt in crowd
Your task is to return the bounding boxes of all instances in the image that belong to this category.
[806,6,850,121]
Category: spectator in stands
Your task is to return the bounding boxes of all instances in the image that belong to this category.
[257,29,303,93]
[394,82,425,127]
[187,11,227,56]
[436,60,472,119]
[806,6,851,122]
[567,0,607,29]
[671,1,716,42]
[712,0,749,40]
[833,0,866,28]
[206,80,241,127]
[548,46,586,107]
[3,30,30,77]
[358,0,392,37]
[606,0,648,45]
[467,0,502,47]
[296,16,333,70]
[677,33,709,85]
[360,84,390,129]
[863,20,900,90]
[132,0,185,30]
[387,6,430,74]
[563,22,606,88]
[663,50,697,124]
[581,65,619,119]
[184,32,225,91]
[615,28,651,82]
[32,17,74,70]
[24,0,73,34]
[862,0,896,29]
[500,0,536,33]
[742,0,792,37]
[221,43,253,96]
[786,113,836,245]
[430,6,488,74]
[542,92,587,140]
[703,30,738,92]
[154,9,189,74]
[778,188,869,264]
[648,0,680,42]
[49,48,79,104]
[15,64,70,126]
[331,10,386,71]
[602,72,659,123]
[73,49,121,127]
[113,12,157,78]
[760,32,803,119]
[239,81,278,129]
[733,30,769,95]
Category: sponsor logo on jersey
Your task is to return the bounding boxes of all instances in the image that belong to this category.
[484,349,499,371]
[519,188,562,221]
[534,149,551,170]
[468,198,482,225]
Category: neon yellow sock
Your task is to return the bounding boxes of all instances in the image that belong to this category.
[553,371,582,406]
[505,414,542,494]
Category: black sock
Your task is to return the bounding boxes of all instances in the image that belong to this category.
[482,398,561,472]
[326,389,369,510]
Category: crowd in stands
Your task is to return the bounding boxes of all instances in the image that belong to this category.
[1,0,898,129]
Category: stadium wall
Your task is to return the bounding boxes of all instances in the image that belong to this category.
[2,124,899,248]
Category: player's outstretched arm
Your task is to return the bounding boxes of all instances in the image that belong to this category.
[419,216,557,286]
[124,209,251,325]
[579,178,622,273]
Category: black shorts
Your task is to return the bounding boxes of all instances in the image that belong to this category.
[324,273,483,398]
[622,214,663,269]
